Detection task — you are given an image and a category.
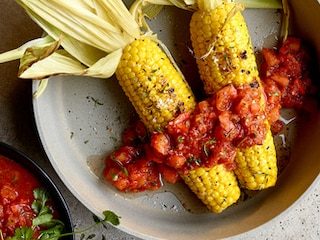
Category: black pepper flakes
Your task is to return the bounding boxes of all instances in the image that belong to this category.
[240,50,247,59]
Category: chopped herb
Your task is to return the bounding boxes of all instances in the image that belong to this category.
[203,138,216,156]
[114,160,129,177]
[109,170,119,181]
[110,136,118,142]
[268,92,280,97]
[220,151,227,158]
[195,159,201,166]
[187,155,201,166]
[177,136,184,144]
[155,127,163,133]
[11,175,18,182]
[223,52,232,68]
[90,97,103,107]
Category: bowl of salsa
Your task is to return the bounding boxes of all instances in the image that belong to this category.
[0,142,73,240]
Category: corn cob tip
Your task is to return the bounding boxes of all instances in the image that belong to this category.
[234,128,278,190]
[181,164,241,213]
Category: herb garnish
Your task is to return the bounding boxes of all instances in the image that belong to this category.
[3,188,120,240]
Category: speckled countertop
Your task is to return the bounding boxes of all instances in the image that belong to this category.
[1,1,319,240]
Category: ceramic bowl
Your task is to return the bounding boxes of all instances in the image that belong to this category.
[31,0,320,239]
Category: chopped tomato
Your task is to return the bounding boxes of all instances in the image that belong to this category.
[150,133,170,156]
[109,146,137,165]
[262,48,280,68]
[122,120,148,145]
[270,75,290,87]
[216,84,238,111]
[261,36,315,133]
[157,163,180,183]
[104,153,162,192]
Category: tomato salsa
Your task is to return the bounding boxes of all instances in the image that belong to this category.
[104,83,268,192]
[0,155,41,239]
[261,37,315,133]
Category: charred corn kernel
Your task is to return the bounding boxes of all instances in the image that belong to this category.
[189,1,277,190]
[116,37,196,132]
[180,164,241,213]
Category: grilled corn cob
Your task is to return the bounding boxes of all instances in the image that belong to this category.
[116,37,195,131]
[181,165,241,213]
[189,0,277,190]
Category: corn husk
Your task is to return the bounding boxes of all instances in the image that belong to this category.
[0,0,142,81]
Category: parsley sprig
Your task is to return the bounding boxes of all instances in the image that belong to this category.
[2,188,120,240]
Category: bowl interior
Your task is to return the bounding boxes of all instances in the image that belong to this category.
[31,0,320,239]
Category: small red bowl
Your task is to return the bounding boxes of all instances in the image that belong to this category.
[0,142,74,239]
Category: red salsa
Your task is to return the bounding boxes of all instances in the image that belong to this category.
[1,155,42,239]
[261,37,314,133]
[104,83,267,192]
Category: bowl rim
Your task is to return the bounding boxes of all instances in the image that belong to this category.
[0,141,74,240]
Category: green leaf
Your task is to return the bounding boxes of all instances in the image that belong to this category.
[32,188,50,214]
[39,224,64,240]
[102,210,121,226]
[33,188,50,204]
[8,226,34,240]
[32,213,53,226]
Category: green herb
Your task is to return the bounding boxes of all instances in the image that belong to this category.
[177,136,184,144]
[6,188,120,240]
[268,92,280,97]
[155,127,163,133]
[114,160,129,177]
[91,97,103,107]
[203,138,216,156]
[194,158,202,166]
[60,211,120,239]
[7,188,64,240]
[110,136,118,142]
[109,170,119,181]
[11,175,19,182]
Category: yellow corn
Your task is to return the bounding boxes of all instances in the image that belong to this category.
[180,165,241,213]
[116,37,196,132]
[189,1,277,190]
